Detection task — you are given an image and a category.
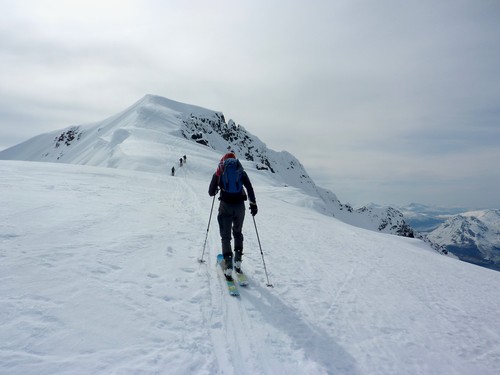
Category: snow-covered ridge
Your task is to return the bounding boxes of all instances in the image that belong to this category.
[177,104,415,237]
[0,94,414,237]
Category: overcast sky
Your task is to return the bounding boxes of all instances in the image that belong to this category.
[1,0,499,208]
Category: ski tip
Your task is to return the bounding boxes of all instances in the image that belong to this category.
[266,284,274,288]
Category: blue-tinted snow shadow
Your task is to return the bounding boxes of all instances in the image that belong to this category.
[243,284,360,375]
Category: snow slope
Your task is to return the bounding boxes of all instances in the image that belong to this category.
[2,156,500,375]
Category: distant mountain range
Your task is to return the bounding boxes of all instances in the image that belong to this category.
[0,94,414,239]
[398,203,470,232]
[391,203,499,271]
[425,209,500,271]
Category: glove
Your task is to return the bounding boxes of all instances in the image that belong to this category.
[249,203,258,216]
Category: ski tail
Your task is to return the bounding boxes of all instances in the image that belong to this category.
[217,254,239,296]
[235,271,248,286]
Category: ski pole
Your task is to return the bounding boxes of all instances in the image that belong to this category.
[199,194,216,263]
[252,216,273,287]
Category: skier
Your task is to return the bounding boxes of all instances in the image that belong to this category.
[171,166,175,176]
[208,152,258,280]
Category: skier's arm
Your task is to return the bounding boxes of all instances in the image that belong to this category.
[208,174,219,196]
[242,172,256,204]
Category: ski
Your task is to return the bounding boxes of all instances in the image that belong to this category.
[216,254,239,296]
[235,271,248,287]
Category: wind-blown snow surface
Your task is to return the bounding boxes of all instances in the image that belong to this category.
[2,158,500,375]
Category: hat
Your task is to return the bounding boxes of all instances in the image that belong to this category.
[216,152,237,176]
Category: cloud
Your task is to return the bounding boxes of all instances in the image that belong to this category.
[1,0,499,208]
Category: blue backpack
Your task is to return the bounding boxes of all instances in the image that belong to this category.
[220,158,243,193]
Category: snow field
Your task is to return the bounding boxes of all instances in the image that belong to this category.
[1,159,500,374]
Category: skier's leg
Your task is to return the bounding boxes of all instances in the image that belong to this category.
[218,202,233,269]
[233,203,245,270]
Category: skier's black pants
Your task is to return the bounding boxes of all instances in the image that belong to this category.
[217,201,245,268]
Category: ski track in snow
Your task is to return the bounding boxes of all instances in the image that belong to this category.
[1,159,500,375]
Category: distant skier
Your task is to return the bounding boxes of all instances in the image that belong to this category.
[171,166,175,176]
[183,155,187,163]
[208,152,258,281]
[179,158,183,167]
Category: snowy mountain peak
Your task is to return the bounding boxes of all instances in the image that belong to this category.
[0,94,415,238]
[427,209,500,270]
[429,210,500,248]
